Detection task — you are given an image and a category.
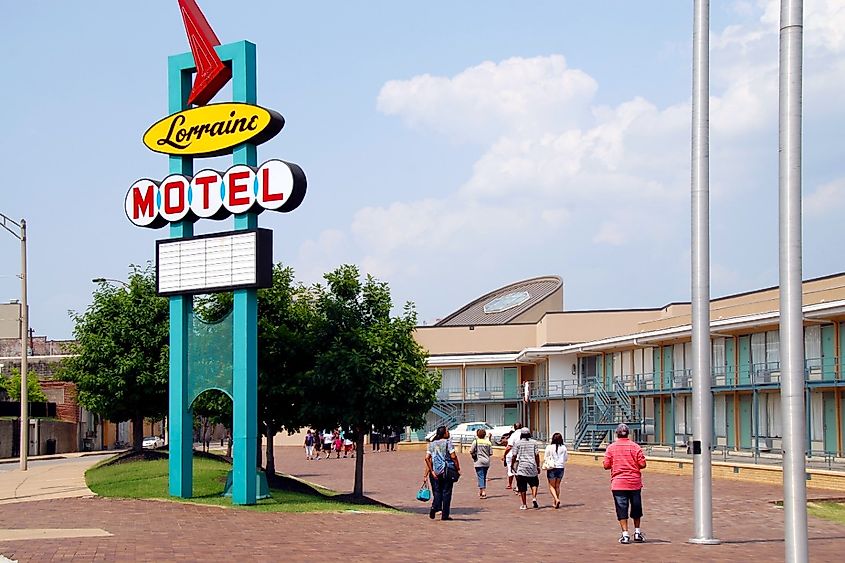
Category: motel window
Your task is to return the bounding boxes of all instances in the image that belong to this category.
[805,325,821,368]
[465,367,505,391]
[579,356,598,382]
[673,343,685,373]
[485,404,504,426]
[751,332,766,368]
[714,395,726,438]
[712,338,726,376]
[766,394,782,437]
[613,352,623,379]
[441,368,461,391]
[765,330,779,366]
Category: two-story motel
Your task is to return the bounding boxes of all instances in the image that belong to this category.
[414,273,845,456]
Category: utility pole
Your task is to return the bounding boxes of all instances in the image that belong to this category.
[0,213,28,471]
[689,0,718,546]
[779,1,808,561]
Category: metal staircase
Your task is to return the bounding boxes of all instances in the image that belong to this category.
[573,378,642,451]
[430,400,463,431]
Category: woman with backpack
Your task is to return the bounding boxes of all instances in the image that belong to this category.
[423,426,461,521]
[469,428,493,499]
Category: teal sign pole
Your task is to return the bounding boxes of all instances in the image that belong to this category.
[167,54,194,499]
[166,40,260,505]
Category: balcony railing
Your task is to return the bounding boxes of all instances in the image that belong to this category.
[432,357,844,402]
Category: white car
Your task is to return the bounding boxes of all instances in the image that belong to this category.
[142,436,164,449]
[425,422,494,444]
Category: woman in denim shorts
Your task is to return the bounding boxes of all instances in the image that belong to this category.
[543,432,569,509]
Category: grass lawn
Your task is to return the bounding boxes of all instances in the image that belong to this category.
[86,455,394,514]
[808,501,845,525]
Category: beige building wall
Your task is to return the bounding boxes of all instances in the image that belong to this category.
[414,323,536,356]
[510,286,564,324]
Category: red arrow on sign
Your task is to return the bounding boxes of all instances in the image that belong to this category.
[178,0,232,107]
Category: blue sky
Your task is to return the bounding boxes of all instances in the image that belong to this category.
[2,1,844,339]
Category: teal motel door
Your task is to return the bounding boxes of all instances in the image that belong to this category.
[739,395,752,449]
[738,336,751,385]
[823,392,837,453]
[726,395,736,448]
[822,325,836,380]
[726,337,736,385]
[503,367,518,399]
[662,346,673,390]
[503,405,518,426]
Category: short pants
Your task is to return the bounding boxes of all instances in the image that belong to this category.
[546,467,564,480]
[515,475,539,492]
[612,489,643,520]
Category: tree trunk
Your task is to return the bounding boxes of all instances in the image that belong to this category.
[265,422,276,478]
[353,429,365,499]
[132,414,144,451]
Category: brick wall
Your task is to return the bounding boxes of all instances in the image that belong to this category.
[0,336,73,357]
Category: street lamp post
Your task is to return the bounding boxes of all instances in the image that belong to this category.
[92,277,129,288]
[1,212,28,471]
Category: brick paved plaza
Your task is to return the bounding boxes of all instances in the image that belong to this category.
[1,448,844,561]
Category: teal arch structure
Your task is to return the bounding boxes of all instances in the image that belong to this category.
[188,308,234,405]
[168,40,260,505]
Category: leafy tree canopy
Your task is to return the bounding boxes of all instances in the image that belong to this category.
[1,368,47,403]
[310,265,438,497]
[58,264,168,450]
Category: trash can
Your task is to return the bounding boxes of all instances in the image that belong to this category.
[45,438,56,455]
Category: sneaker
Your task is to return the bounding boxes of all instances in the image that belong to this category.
[532,499,539,509]
[519,505,527,510]
[634,531,645,543]
[619,534,631,545]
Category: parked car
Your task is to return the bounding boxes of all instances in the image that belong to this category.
[142,436,164,449]
[425,422,494,443]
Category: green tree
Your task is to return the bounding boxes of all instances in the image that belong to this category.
[192,389,232,454]
[310,265,438,499]
[195,264,319,476]
[59,265,169,451]
[1,368,47,403]
[257,265,319,478]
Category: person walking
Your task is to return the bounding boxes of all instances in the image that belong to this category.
[469,428,493,499]
[314,431,323,460]
[503,422,525,492]
[603,423,647,544]
[323,430,334,458]
[511,429,540,510]
[304,429,315,460]
[543,432,568,509]
[371,428,381,452]
[424,425,460,521]
[333,432,343,459]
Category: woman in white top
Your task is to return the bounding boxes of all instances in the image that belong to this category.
[544,432,569,509]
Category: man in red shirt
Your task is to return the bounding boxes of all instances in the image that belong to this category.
[603,423,647,544]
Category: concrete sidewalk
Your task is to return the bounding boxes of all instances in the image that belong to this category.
[0,453,113,505]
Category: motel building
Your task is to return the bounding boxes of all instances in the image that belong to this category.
[413,273,845,461]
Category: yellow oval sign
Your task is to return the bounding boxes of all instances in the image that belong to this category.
[143,102,284,157]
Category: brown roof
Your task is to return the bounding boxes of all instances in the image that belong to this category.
[435,276,562,327]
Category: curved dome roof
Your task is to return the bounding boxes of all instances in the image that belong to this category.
[435,276,563,327]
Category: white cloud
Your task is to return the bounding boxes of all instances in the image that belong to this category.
[377,55,598,142]
[298,1,845,309]
[806,178,845,216]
